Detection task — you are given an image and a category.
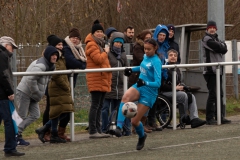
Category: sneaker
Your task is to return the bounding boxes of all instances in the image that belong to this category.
[89,132,110,139]
[206,119,217,125]
[191,118,206,128]
[17,134,30,146]
[136,133,147,150]
[100,133,110,138]
[113,127,122,137]
[4,151,25,157]
[221,118,231,124]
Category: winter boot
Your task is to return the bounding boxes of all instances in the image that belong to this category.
[58,126,70,142]
[44,129,51,142]
[141,116,152,133]
[35,124,51,143]
[50,131,66,143]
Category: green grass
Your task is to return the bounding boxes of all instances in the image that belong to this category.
[1,97,240,141]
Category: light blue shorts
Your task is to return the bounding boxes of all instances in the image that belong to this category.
[132,84,157,108]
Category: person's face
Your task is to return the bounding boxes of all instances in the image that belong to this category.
[93,30,104,39]
[144,43,157,57]
[157,33,166,43]
[113,42,122,48]
[50,54,58,63]
[125,29,134,39]
[168,51,178,63]
[169,29,174,38]
[55,42,63,50]
[207,27,217,35]
[5,43,13,53]
[69,37,80,46]
[144,34,152,41]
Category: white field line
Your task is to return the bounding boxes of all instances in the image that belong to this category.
[65,136,240,160]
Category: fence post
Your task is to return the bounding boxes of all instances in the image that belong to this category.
[232,39,238,99]
[70,72,75,141]
[216,65,221,125]
[172,68,177,130]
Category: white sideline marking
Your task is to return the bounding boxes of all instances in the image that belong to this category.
[65,136,240,160]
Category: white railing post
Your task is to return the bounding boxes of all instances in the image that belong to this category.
[70,72,75,141]
[216,66,221,125]
[172,69,177,130]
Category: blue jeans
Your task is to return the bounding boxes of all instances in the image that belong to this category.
[46,113,68,134]
[101,99,131,135]
[101,99,120,133]
[0,100,17,152]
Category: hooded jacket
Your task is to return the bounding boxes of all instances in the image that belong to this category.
[202,31,227,75]
[153,24,169,81]
[105,32,128,99]
[85,33,112,92]
[0,45,14,100]
[17,46,59,102]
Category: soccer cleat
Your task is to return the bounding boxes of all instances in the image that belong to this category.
[136,133,147,150]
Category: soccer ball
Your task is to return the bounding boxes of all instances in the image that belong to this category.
[122,102,138,118]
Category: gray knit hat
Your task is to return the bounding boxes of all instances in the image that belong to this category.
[0,36,18,49]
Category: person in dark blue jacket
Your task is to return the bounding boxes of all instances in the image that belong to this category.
[63,28,86,87]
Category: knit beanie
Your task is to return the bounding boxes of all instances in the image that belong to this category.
[207,20,217,30]
[47,35,62,47]
[69,28,81,40]
[113,37,124,44]
[105,27,117,38]
[92,20,104,34]
[167,24,175,33]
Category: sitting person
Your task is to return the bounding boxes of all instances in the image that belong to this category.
[161,49,206,128]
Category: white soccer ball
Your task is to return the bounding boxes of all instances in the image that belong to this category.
[122,102,138,118]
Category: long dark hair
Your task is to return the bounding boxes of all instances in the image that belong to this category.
[144,38,158,54]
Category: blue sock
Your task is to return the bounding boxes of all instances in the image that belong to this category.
[135,122,144,138]
[117,102,125,129]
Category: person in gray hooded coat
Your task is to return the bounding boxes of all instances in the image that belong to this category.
[16,46,59,146]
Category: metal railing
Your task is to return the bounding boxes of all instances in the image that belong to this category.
[13,61,240,141]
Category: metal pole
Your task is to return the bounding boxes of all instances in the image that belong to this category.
[123,75,128,93]
[180,27,185,64]
[216,66,221,125]
[232,39,238,99]
[70,73,75,141]
[172,69,177,130]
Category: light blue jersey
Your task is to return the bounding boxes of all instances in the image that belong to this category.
[132,54,162,107]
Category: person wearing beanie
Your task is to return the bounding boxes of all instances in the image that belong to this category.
[85,19,111,139]
[101,32,130,135]
[47,35,62,47]
[0,36,25,157]
[41,34,72,142]
[63,27,86,86]
[167,24,181,64]
[105,27,117,40]
[202,20,231,125]
[16,46,59,146]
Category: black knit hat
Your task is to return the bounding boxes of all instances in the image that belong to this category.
[92,20,104,34]
[47,35,62,47]
[167,24,175,33]
[69,28,81,40]
[207,20,217,30]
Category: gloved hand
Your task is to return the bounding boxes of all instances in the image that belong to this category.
[137,79,145,87]
[124,68,132,77]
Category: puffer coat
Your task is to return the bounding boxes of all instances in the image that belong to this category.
[84,33,112,92]
[48,51,74,119]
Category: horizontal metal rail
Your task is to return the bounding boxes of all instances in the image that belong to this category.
[12,61,240,140]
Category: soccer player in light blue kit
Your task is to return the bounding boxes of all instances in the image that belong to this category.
[114,38,162,150]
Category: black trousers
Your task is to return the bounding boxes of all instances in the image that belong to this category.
[204,74,225,121]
